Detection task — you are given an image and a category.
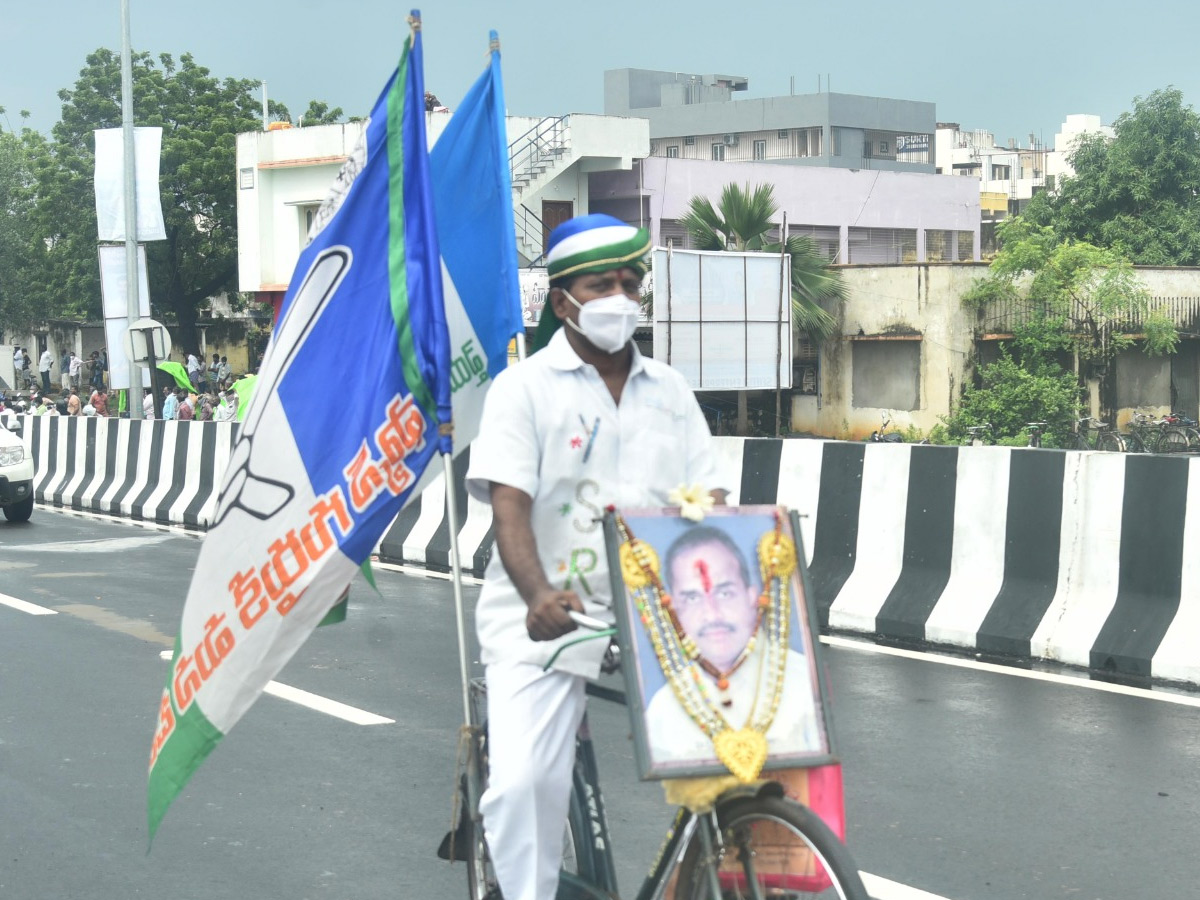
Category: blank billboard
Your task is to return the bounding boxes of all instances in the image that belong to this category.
[651,248,792,390]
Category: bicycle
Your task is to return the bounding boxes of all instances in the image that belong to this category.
[1024,422,1048,448]
[964,423,992,447]
[1071,417,1125,452]
[1123,411,1189,454]
[441,611,869,900]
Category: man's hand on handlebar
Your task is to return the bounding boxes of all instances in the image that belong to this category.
[526,588,584,641]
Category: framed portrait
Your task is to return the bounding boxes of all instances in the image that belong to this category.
[603,505,836,782]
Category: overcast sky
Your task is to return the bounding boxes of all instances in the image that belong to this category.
[3,0,1198,146]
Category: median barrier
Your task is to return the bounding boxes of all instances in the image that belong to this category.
[20,416,1198,686]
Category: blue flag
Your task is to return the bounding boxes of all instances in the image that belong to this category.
[148,11,451,839]
[429,32,522,452]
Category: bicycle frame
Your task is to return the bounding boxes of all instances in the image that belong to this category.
[460,677,715,900]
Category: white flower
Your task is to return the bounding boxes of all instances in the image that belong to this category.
[669,483,715,523]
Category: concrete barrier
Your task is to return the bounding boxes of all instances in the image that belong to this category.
[20,416,1197,686]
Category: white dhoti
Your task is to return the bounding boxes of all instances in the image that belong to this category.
[480,661,586,900]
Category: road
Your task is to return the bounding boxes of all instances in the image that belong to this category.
[1,509,1197,899]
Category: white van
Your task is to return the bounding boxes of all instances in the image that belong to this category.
[0,414,34,522]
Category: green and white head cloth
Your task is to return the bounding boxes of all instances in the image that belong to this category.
[545,214,651,286]
[533,214,651,352]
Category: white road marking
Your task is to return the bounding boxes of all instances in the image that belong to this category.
[158,650,394,725]
[861,871,953,900]
[42,506,202,539]
[370,559,484,586]
[0,592,57,616]
[821,635,1200,708]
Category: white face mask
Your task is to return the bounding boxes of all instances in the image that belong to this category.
[563,291,641,354]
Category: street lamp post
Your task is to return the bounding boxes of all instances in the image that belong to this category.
[120,0,143,419]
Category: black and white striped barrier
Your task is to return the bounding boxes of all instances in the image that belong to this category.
[379,438,1200,687]
[19,417,1197,686]
[22,415,236,528]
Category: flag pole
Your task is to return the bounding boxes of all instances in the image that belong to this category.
[441,446,473,726]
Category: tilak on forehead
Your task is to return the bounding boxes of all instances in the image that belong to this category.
[531,213,651,352]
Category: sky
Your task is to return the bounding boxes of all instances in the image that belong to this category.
[2,0,1199,147]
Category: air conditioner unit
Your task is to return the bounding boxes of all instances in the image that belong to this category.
[723,133,739,146]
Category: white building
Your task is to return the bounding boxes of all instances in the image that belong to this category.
[235,112,649,310]
[934,114,1113,220]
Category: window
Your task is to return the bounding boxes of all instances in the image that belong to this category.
[239,167,255,190]
[298,203,321,245]
[852,341,921,410]
[991,164,1011,180]
[753,140,766,161]
[847,227,918,264]
[879,140,889,154]
[778,129,789,139]
[666,145,680,158]
[832,129,842,156]
[711,143,725,161]
[684,135,696,146]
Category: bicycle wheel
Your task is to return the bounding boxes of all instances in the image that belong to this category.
[675,796,870,900]
[1097,431,1126,453]
[1186,427,1200,451]
[1125,433,1147,453]
[1157,430,1190,454]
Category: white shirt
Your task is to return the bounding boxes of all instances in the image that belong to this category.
[645,647,823,771]
[465,329,725,678]
[39,351,52,372]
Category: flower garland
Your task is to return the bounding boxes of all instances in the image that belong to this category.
[616,510,796,782]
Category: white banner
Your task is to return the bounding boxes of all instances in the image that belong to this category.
[651,247,792,391]
[98,245,154,391]
[94,127,167,242]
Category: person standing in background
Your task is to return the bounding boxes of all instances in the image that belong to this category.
[60,349,72,392]
[69,351,83,390]
[38,347,53,393]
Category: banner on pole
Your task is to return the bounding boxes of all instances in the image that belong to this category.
[94,126,167,242]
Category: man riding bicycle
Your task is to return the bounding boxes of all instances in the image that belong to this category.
[464,213,727,900]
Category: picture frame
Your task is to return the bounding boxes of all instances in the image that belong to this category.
[603,505,837,781]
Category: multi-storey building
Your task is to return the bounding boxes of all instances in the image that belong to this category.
[604,68,936,174]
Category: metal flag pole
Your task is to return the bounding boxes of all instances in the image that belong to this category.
[441,446,472,725]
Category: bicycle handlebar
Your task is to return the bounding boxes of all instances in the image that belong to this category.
[541,613,618,671]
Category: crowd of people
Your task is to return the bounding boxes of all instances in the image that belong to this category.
[1,346,245,423]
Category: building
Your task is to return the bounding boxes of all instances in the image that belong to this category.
[235,112,649,310]
[935,114,1113,221]
[605,69,936,174]
[589,157,981,266]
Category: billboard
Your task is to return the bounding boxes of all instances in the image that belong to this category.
[651,248,791,391]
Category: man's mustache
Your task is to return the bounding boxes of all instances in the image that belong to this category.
[697,621,736,637]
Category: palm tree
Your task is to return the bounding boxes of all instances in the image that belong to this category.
[680,182,842,342]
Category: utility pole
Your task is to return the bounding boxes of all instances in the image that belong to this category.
[120,0,143,418]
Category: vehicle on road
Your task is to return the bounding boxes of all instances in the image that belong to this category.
[0,413,34,522]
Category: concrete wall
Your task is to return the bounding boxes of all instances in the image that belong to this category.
[793,263,1200,439]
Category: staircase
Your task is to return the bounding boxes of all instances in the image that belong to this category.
[509,115,571,265]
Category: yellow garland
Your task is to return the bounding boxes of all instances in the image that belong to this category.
[758,530,796,582]
[619,539,659,588]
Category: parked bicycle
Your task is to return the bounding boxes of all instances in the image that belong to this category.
[1024,422,1048,448]
[442,612,869,900]
[1071,417,1125,452]
[1123,411,1190,454]
[964,423,993,447]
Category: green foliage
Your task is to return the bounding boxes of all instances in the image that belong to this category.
[965,218,1178,370]
[1034,87,1200,265]
[942,342,1082,444]
[10,48,339,349]
[0,122,47,330]
[680,182,843,341]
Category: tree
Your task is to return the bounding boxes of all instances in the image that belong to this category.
[680,182,842,342]
[0,114,47,332]
[23,49,340,350]
[964,218,1177,421]
[1028,87,1200,265]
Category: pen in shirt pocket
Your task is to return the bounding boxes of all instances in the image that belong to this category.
[579,414,600,463]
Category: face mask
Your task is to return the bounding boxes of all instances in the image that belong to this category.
[563,291,641,354]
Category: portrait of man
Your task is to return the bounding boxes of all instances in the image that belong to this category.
[642,521,823,769]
